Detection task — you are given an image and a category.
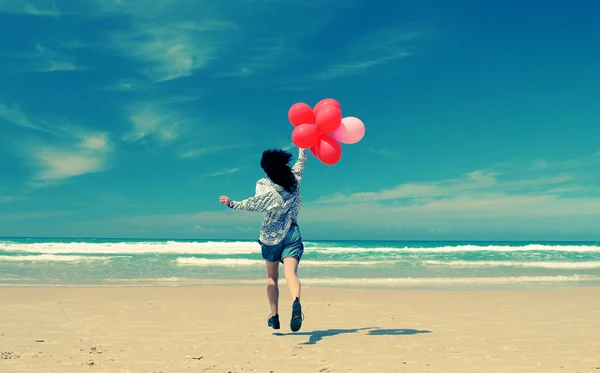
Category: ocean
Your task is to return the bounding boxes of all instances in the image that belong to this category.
[1,238,600,289]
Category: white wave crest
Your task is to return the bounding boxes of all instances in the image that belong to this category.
[243,275,600,285]
[312,244,600,253]
[423,260,600,269]
[104,275,600,286]
[1,241,600,256]
[177,258,259,266]
[176,258,390,267]
[0,241,260,255]
[0,255,115,263]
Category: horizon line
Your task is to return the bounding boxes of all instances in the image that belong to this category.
[0,236,599,244]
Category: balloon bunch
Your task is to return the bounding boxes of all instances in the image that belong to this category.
[288,98,365,165]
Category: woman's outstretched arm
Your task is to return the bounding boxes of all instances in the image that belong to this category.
[219,180,281,212]
[292,148,308,181]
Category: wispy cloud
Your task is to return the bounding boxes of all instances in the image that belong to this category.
[95,0,238,82]
[220,38,299,78]
[86,0,362,84]
[0,195,20,204]
[0,212,67,221]
[207,167,241,177]
[311,29,426,81]
[114,153,600,237]
[2,104,112,186]
[281,143,295,151]
[313,170,495,204]
[3,43,87,73]
[0,0,59,16]
[312,169,576,205]
[533,153,600,171]
[178,144,255,159]
[0,104,54,133]
[27,144,109,185]
[31,43,86,72]
[122,102,255,157]
[99,79,146,92]
[495,153,600,172]
[22,132,111,186]
[120,22,236,82]
[369,148,402,158]
[123,103,187,147]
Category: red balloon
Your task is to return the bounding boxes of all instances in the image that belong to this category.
[316,136,342,165]
[315,105,342,134]
[292,123,320,149]
[309,145,320,159]
[313,98,341,117]
[288,102,314,127]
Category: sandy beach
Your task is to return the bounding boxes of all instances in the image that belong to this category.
[1,286,599,372]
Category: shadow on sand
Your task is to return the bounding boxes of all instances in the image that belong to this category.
[273,327,432,345]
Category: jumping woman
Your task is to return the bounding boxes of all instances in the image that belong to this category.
[219,147,307,332]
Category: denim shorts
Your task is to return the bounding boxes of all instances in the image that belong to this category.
[259,223,304,263]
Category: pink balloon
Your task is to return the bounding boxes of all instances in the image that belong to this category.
[316,136,342,165]
[315,105,342,134]
[288,102,314,127]
[313,98,341,117]
[292,123,320,149]
[332,116,365,144]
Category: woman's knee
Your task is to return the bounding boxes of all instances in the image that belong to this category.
[265,261,279,284]
[267,275,278,286]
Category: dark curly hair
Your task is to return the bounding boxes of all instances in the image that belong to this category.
[260,149,298,193]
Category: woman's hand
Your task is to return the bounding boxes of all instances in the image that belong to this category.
[219,196,231,207]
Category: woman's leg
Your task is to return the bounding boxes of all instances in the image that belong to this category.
[283,257,301,300]
[283,257,303,332]
[265,260,279,315]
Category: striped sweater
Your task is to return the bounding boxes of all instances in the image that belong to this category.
[228,148,307,245]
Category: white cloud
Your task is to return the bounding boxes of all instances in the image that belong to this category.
[281,143,295,151]
[0,104,58,134]
[6,43,87,73]
[160,92,204,104]
[29,146,106,182]
[35,43,83,72]
[311,29,425,81]
[85,0,362,83]
[79,133,109,151]
[96,0,237,82]
[369,148,402,158]
[315,170,501,204]
[100,79,145,92]
[22,132,111,185]
[0,0,59,16]
[538,153,600,170]
[497,153,600,172]
[1,103,112,185]
[178,144,254,159]
[0,195,20,204]
[207,167,241,177]
[123,104,186,146]
[122,104,254,157]
[0,212,67,221]
[122,22,235,82]
[220,38,299,78]
[107,153,600,238]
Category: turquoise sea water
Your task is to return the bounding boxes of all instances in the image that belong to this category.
[1,238,600,289]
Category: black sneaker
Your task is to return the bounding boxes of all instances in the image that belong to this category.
[268,314,280,330]
[290,298,304,332]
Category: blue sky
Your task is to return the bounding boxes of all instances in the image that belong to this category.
[1,0,600,240]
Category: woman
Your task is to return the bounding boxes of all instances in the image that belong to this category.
[219,147,307,332]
